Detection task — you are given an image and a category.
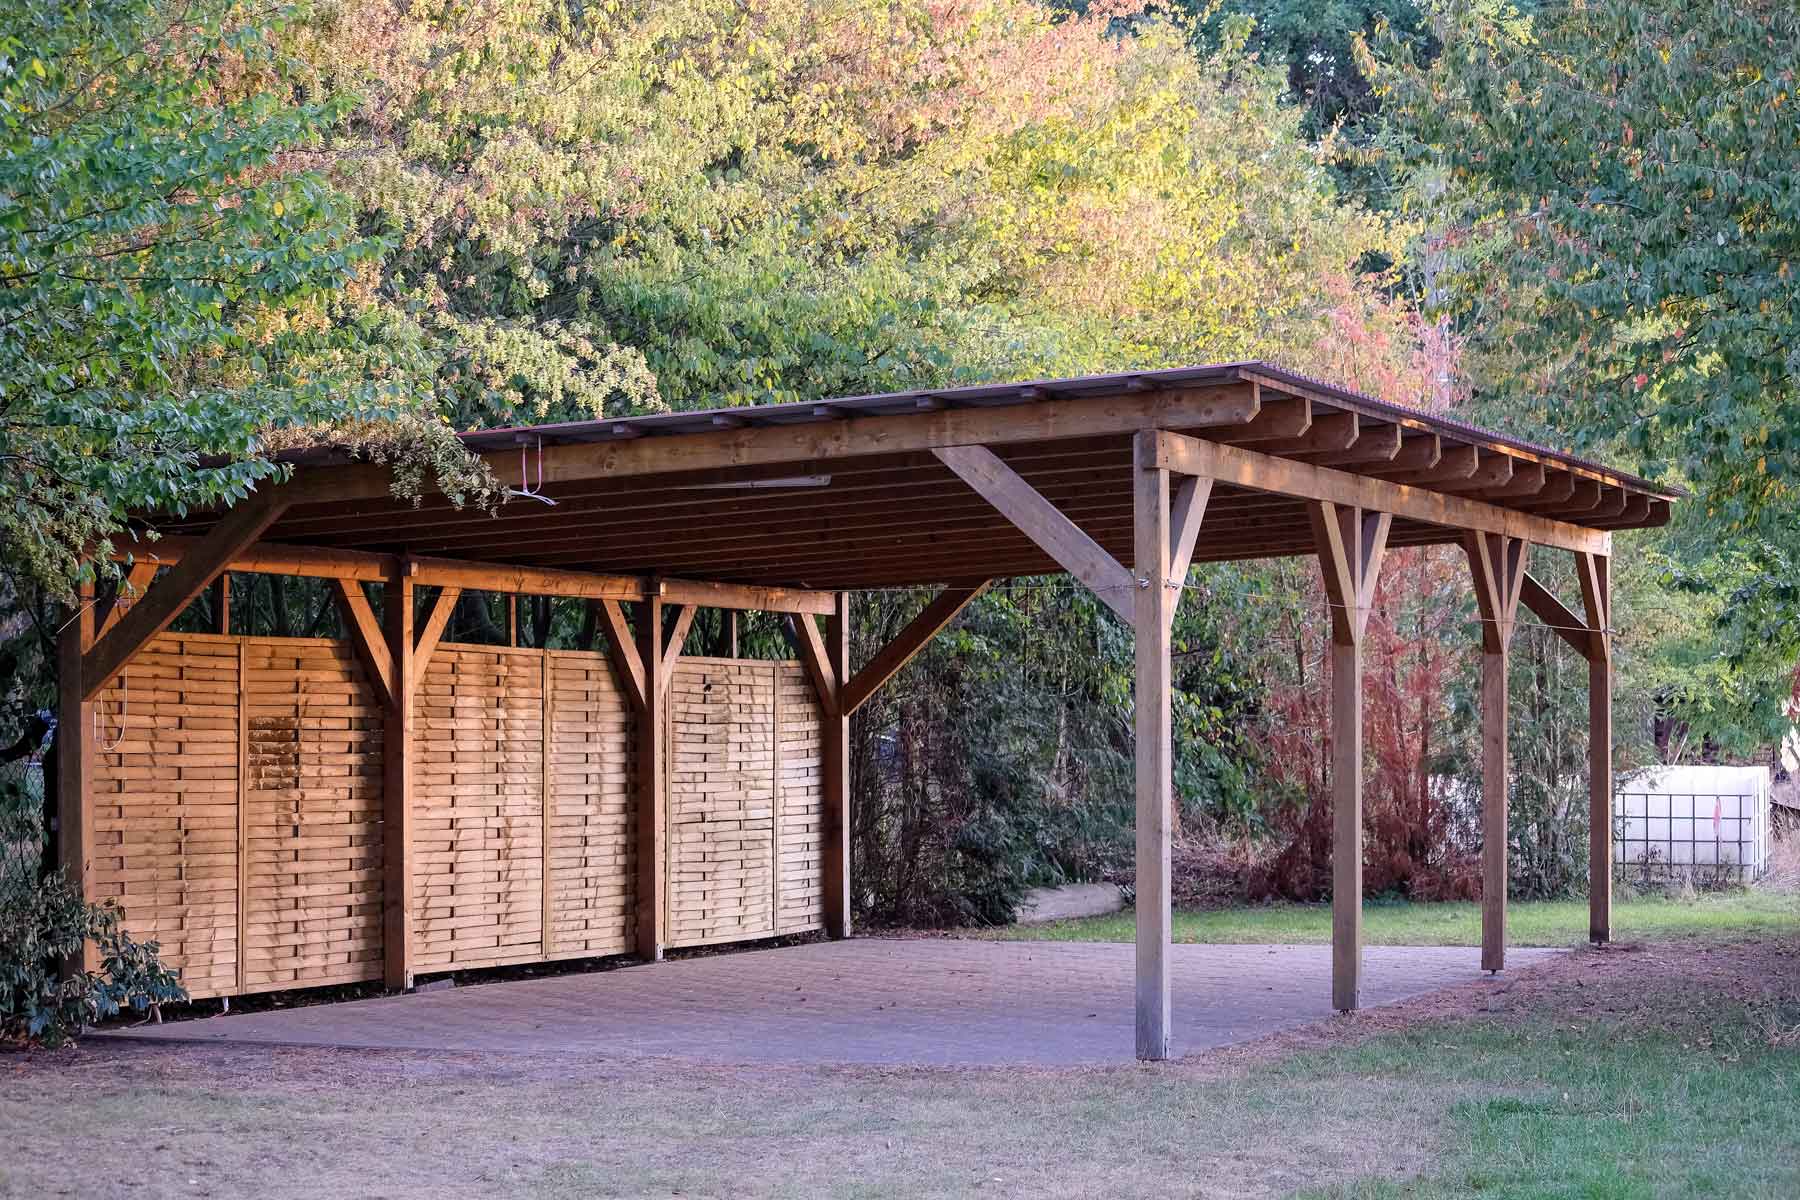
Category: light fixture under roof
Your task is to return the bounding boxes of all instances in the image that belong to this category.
[676,475,833,491]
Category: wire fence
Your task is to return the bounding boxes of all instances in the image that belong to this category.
[1614,790,1769,884]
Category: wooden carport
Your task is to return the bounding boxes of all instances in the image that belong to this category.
[61,361,1676,1060]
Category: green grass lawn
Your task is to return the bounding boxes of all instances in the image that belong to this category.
[986,890,1800,947]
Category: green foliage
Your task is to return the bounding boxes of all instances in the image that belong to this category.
[0,764,184,1046]
[0,0,494,600]
[1388,0,1800,538]
[298,0,1399,421]
[850,581,1265,925]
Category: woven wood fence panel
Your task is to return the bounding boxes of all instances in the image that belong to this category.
[414,645,547,972]
[665,658,826,948]
[92,634,242,998]
[544,650,636,958]
[90,634,822,998]
[774,663,827,935]
[240,638,384,994]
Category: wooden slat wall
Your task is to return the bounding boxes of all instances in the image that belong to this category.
[414,645,546,972]
[545,651,636,958]
[775,663,827,935]
[666,659,775,947]
[240,639,384,994]
[87,634,823,999]
[91,635,241,998]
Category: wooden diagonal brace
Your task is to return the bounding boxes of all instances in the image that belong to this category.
[792,612,840,717]
[83,490,289,700]
[335,579,396,708]
[1309,501,1390,645]
[841,582,990,715]
[412,585,462,679]
[661,605,697,681]
[934,443,1136,622]
[595,599,646,710]
[1465,531,1529,652]
[1518,572,1605,662]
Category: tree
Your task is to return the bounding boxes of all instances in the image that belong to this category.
[0,0,489,606]
[1388,0,1800,538]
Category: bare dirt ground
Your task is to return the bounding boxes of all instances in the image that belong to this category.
[4,933,1796,1200]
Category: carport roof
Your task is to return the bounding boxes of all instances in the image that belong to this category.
[143,361,1677,591]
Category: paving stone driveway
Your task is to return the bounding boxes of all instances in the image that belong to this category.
[100,938,1560,1066]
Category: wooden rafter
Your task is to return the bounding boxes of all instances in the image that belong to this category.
[83,489,289,701]
[841,582,991,715]
[934,443,1136,621]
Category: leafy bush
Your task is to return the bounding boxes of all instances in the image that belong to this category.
[1,763,184,1047]
[0,869,186,1047]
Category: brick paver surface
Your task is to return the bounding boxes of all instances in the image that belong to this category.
[99,939,1560,1066]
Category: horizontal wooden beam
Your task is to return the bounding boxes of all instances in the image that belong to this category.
[109,536,837,614]
[280,384,1262,505]
[1145,432,1611,555]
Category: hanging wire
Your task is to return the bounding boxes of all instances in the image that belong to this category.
[94,675,127,752]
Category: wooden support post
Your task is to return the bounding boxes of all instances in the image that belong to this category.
[1581,554,1613,943]
[823,592,851,938]
[1517,555,1612,943]
[1133,446,1175,1061]
[541,653,554,957]
[56,583,96,970]
[635,598,665,961]
[381,562,416,990]
[212,575,231,635]
[1465,532,1527,974]
[1309,502,1390,1012]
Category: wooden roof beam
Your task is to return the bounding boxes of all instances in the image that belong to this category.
[1143,431,1610,555]
[1379,443,1479,486]
[108,536,838,614]
[1258,412,1359,456]
[277,383,1262,506]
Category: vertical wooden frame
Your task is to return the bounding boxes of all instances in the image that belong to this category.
[1309,502,1388,1012]
[822,593,852,938]
[1465,532,1526,974]
[56,582,97,970]
[236,641,250,994]
[541,653,554,957]
[381,563,416,990]
[634,598,665,961]
[1133,454,1175,1061]
[1582,554,1613,943]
